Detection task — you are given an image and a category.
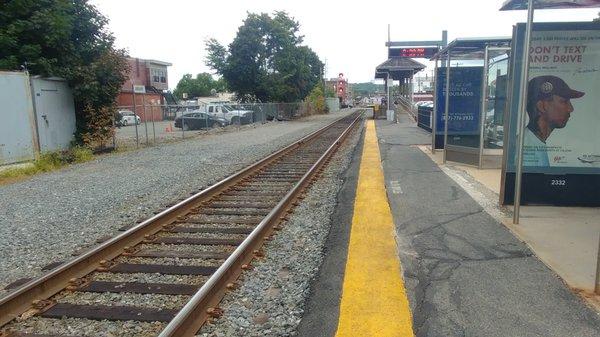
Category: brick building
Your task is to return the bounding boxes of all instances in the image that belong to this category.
[117,58,172,122]
[325,73,351,106]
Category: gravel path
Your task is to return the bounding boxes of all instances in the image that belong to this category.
[0,111,354,294]
[197,118,364,337]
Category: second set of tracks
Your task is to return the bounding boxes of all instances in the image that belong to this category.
[0,111,363,337]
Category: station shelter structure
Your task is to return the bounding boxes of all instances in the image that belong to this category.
[376,5,600,210]
[374,57,425,119]
[373,30,447,120]
[429,37,511,169]
[372,1,600,295]
[426,26,600,207]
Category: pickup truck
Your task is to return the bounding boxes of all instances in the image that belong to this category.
[205,104,254,125]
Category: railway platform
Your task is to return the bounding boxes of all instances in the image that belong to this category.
[298,111,600,337]
[1,110,599,337]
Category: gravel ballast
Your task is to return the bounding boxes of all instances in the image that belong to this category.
[10,317,166,337]
[197,119,364,337]
[0,111,354,294]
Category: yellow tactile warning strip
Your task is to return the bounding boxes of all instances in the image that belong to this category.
[335,120,414,337]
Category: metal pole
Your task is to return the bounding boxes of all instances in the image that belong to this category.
[142,93,149,146]
[163,101,167,136]
[432,58,438,153]
[236,105,241,131]
[595,232,600,294]
[151,102,156,144]
[394,80,399,124]
[478,46,490,169]
[443,52,451,164]
[410,76,414,121]
[132,86,139,148]
[112,113,116,150]
[442,30,448,48]
[388,24,391,45]
[387,73,391,113]
[513,0,535,225]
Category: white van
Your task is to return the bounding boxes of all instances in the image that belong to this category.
[205,104,254,125]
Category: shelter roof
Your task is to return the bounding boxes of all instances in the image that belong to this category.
[430,37,511,61]
[374,57,425,80]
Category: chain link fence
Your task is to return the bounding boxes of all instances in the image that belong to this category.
[112,102,312,148]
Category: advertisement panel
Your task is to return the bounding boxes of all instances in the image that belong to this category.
[434,67,483,135]
[501,22,600,206]
[508,24,600,170]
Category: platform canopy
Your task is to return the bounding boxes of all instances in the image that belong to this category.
[500,0,600,10]
[374,57,426,81]
[430,37,512,61]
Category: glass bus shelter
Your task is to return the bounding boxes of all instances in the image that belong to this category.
[431,37,511,168]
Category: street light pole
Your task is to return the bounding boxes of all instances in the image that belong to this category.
[513,0,535,224]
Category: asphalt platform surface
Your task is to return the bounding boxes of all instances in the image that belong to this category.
[298,112,600,337]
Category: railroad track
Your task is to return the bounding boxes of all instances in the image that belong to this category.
[0,111,363,337]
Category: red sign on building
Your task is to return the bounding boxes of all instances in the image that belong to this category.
[388,47,439,58]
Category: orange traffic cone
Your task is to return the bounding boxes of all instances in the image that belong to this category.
[165,124,173,133]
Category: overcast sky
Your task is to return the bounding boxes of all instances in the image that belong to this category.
[90,0,598,88]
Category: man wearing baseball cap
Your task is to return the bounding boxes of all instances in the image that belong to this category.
[523,75,585,166]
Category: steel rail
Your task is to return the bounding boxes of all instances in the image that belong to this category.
[0,111,360,328]
[158,112,363,337]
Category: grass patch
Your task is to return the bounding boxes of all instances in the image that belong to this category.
[0,147,94,184]
[72,146,94,163]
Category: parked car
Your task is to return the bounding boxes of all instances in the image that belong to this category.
[174,112,228,130]
[413,100,433,109]
[206,104,254,125]
[484,109,504,148]
[420,101,434,108]
[116,110,141,126]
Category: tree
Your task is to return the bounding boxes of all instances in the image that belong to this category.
[205,11,323,103]
[307,83,328,114]
[173,72,226,99]
[352,82,385,96]
[0,0,128,146]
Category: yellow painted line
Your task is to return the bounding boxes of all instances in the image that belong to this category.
[335,120,414,337]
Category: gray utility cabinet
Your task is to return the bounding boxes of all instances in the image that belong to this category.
[30,77,76,152]
[0,71,76,165]
[325,97,340,112]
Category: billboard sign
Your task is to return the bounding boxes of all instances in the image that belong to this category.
[501,22,600,206]
[388,47,439,59]
[434,67,483,134]
[500,0,600,10]
[506,23,600,171]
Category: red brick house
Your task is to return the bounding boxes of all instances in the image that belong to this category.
[117,58,172,122]
[325,73,349,105]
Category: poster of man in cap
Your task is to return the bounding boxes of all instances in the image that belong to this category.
[522,28,600,167]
